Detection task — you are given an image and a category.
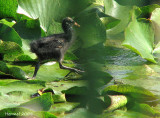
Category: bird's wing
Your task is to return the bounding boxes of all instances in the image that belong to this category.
[38,34,66,50]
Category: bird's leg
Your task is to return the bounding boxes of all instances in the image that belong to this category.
[59,60,84,77]
[65,71,72,77]
[32,61,41,79]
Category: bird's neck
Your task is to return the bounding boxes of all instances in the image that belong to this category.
[63,26,74,40]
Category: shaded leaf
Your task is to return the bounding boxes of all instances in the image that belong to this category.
[8,67,27,80]
[16,54,34,61]
[151,8,160,53]
[0,24,22,46]
[101,16,120,30]
[13,19,41,39]
[46,19,63,36]
[64,51,78,60]
[75,10,106,48]
[62,86,88,96]
[139,4,160,19]
[63,108,96,118]
[13,19,41,60]
[0,61,9,75]
[0,0,18,19]
[114,0,150,6]
[0,40,23,61]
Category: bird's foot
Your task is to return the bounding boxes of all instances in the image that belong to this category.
[65,69,84,77]
[74,69,85,74]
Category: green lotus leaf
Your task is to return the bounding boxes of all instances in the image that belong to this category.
[102,84,156,102]
[0,0,18,19]
[0,24,22,46]
[131,103,160,117]
[122,19,155,63]
[0,40,23,61]
[18,0,94,31]
[20,93,53,111]
[104,0,132,34]
[0,107,57,118]
[8,67,27,80]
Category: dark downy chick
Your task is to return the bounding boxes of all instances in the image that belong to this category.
[30,17,82,79]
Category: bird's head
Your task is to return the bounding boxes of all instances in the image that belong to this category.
[62,17,80,31]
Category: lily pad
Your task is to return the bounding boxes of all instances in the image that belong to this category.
[19,92,53,111]
[0,0,18,19]
[0,61,27,80]
[0,61,9,75]
[0,24,22,46]
[49,102,79,115]
[102,84,157,102]
[13,19,41,60]
[0,107,57,118]
[131,103,160,117]
[8,67,27,80]
[75,5,106,48]
[0,79,45,110]
[104,0,132,34]
[104,95,127,112]
[122,19,155,63]
[62,86,88,96]
[0,19,16,27]
[0,40,23,61]
[151,8,160,53]
[18,0,94,31]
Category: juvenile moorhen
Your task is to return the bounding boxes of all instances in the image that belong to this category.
[30,17,82,79]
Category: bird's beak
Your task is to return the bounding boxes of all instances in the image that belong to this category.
[74,22,80,27]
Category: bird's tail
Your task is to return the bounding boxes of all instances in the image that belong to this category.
[30,40,38,53]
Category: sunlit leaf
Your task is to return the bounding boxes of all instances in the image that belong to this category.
[0,107,57,118]
[0,19,15,27]
[0,79,45,110]
[49,102,79,115]
[104,95,127,112]
[104,0,132,34]
[122,19,156,63]
[102,84,156,101]
[20,93,53,111]
[131,103,160,117]
[18,0,94,31]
